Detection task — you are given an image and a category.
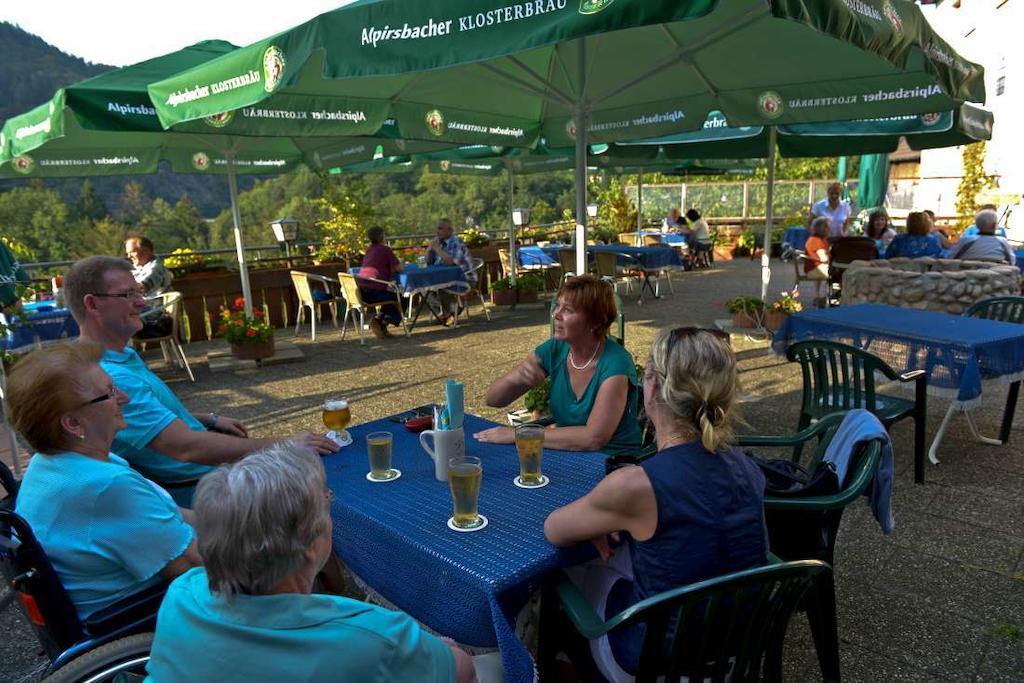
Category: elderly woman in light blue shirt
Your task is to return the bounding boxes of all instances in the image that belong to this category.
[7,343,199,619]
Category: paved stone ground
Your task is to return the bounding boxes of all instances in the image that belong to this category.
[2,259,1022,681]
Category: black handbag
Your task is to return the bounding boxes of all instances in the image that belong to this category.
[747,454,840,497]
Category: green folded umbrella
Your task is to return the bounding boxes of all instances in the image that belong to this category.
[148,0,985,295]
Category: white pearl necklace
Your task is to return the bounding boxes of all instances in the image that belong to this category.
[568,341,602,371]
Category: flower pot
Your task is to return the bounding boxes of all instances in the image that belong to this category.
[517,290,539,305]
[763,310,789,332]
[230,338,276,361]
[490,288,517,306]
[731,311,758,329]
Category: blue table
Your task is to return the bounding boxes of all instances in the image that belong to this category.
[325,413,603,683]
[1015,250,1024,272]
[1,302,79,352]
[773,303,1024,465]
[782,226,808,254]
[351,265,469,331]
[517,246,557,267]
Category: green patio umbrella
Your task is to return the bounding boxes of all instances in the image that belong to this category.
[149,0,984,284]
[856,153,891,211]
[0,41,455,313]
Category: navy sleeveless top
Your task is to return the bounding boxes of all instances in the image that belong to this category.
[609,441,768,670]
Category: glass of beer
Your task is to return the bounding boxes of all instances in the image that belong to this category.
[448,456,483,529]
[515,424,545,487]
[366,431,398,481]
[322,399,351,438]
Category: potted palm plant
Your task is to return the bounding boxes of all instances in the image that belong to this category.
[725,295,765,329]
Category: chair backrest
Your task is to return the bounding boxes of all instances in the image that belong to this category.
[556,249,576,275]
[0,508,84,657]
[158,291,184,339]
[829,237,878,265]
[289,271,315,306]
[964,296,1024,323]
[617,232,638,245]
[786,340,900,416]
[0,458,19,501]
[642,234,662,247]
[609,560,829,682]
[336,273,365,308]
[594,251,619,278]
[791,250,809,282]
[497,248,513,279]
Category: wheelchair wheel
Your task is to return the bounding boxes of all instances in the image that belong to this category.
[43,632,153,683]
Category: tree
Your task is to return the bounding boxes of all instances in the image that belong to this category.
[314,176,376,266]
[74,180,109,222]
[0,184,74,260]
[76,216,128,258]
[172,195,209,249]
[955,142,995,231]
[116,181,152,227]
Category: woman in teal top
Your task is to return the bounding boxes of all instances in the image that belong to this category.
[475,275,641,456]
[7,343,200,619]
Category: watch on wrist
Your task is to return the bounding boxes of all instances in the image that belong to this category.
[207,413,219,428]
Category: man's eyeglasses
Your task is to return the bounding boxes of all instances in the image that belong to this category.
[92,289,147,302]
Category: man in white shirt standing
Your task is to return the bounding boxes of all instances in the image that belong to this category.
[946,209,1016,265]
[807,182,852,239]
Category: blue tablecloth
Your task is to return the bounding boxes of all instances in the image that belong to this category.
[782,226,808,252]
[517,246,557,267]
[325,413,604,683]
[659,233,687,246]
[1,303,79,352]
[772,304,1024,406]
[351,265,468,294]
[588,244,684,269]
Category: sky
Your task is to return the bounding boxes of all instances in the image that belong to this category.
[1,1,355,66]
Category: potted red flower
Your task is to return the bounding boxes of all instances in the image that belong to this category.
[218,297,275,361]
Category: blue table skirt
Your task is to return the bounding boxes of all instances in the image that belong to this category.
[772,303,1024,405]
[588,244,684,269]
[1,305,79,352]
[351,265,468,294]
[1015,250,1024,272]
[517,246,557,267]
[782,226,808,252]
[325,413,604,683]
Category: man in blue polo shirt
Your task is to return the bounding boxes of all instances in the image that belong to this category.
[64,256,335,505]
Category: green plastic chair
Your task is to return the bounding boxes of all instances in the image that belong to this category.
[738,411,885,683]
[538,560,831,683]
[787,340,926,482]
[963,296,1024,445]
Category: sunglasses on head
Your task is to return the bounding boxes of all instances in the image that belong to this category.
[668,326,731,344]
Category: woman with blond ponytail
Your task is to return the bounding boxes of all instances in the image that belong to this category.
[545,328,768,681]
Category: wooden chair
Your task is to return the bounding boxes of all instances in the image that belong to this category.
[787,340,927,482]
[336,272,407,344]
[738,411,886,681]
[556,248,578,282]
[616,232,639,246]
[594,251,636,296]
[289,271,340,341]
[134,291,194,382]
[455,257,491,323]
[641,234,662,246]
[961,296,1024,445]
[539,560,830,683]
[502,247,557,292]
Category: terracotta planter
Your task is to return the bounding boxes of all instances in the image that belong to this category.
[490,288,516,306]
[731,311,759,329]
[763,310,789,332]
[517,290,539,304]
[230,338,276,361]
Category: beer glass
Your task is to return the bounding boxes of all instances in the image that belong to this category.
[515,424,545,487]
[366,431,398,481]
[322,399,351,432]
[448,456,483,529]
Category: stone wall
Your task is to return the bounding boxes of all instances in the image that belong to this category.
[840,258,1022,314]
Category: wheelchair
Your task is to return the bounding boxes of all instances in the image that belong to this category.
[0,463,164,682]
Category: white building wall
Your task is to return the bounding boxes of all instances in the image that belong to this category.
[917,0,1022,236]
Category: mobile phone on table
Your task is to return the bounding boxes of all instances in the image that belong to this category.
[389,404,436,424]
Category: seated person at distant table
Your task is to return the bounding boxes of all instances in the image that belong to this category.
[474,275,641,457]
[661,208,687,234]
[807,182,851,239]
[64,256,335,506]
[357,225,405,338]
[961,204,1007,238]
[145,444,476,683]
[884,211,944,259]
[426,217,475,326]
[946,209,1015,265]
[803,217,831,307]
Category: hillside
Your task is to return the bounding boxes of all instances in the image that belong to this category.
[0,22,253,217]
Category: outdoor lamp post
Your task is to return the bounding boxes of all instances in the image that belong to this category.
[510,208,529,286]
[271,217,299,263]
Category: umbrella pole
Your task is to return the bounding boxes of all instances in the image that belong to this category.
[574,38,588,277]
[226,152,254,316]
[760,126,777,301]
[636,168,644,245]
[507,166,516,286]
